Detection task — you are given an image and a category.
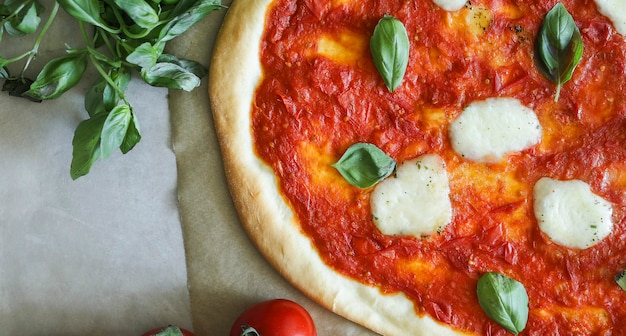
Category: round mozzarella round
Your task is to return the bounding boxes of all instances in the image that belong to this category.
[533,177,614,249]
[594,0,626,36]
[449,97,542,163]
[371,154,452,237]
[432,0,467,11]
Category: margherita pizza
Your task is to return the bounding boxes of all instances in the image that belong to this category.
[209,0,626,334]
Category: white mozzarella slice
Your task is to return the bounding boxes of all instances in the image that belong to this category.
[432,0,467,11]
[594,0,626,36]
[533,177,613,249]
[449,97,542,163]
[371,154,452,237]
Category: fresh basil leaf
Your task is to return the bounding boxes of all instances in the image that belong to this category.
[0,66,9,79]
[477,272,529,335]
[100,104,132,160]
[85,78,108,116]
[0,3,10,17]
[140,61,202,91]
[158,0,223,42]
[98,4,120,32]
[168,0,205,17]
[105,67,131,110]
[126,42,160,69]
[370,15,409,92]
[71,113,107,180]
[616,270,626,291]
[158,53,207,78]
[5,1,42,36]
[24,53,88,100]
[56,0,111,31]
[332,142,396,188]
[535,2,583,102]
[17,1,42,34]
[113,0,159,29]
[84,68,130,117]
[120,113,142,154]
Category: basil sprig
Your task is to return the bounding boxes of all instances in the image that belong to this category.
[477,272,529,335]
[332,142,396,188]
[535,2,583,102]
[0,0,224,179]
[370,15,409,92]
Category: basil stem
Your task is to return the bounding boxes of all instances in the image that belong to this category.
[370,15,409,92]
[332,142,396,188]
[535,2,583,102]
[477,272,529,335]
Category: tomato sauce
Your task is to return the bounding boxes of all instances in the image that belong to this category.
[252,0,626,334]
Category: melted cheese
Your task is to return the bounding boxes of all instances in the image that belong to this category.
[533,178,614,249]
[317,31,367,66]
[594,0,626,36]
[371,154,452,237]
[449,97,542,163]
[432,0,467,12]
[448,3,493,37]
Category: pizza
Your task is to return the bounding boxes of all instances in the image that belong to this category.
[208,0,626,334]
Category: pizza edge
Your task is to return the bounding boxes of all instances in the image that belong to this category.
[208,0,470,335]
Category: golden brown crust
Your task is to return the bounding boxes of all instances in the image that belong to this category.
[208,0,468,334]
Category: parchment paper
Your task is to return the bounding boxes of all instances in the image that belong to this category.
[169,2,378,335]
[0,4,191,335]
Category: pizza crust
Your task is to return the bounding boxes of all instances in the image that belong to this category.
[208,0,469,334]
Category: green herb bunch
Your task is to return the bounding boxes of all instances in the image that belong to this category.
[0,0,223,179]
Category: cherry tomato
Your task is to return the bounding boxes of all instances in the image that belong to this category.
[230,299,317,336]
[142,325,194,336]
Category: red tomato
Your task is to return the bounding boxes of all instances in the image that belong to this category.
[230,299,317,336]
[142,325,194,336]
